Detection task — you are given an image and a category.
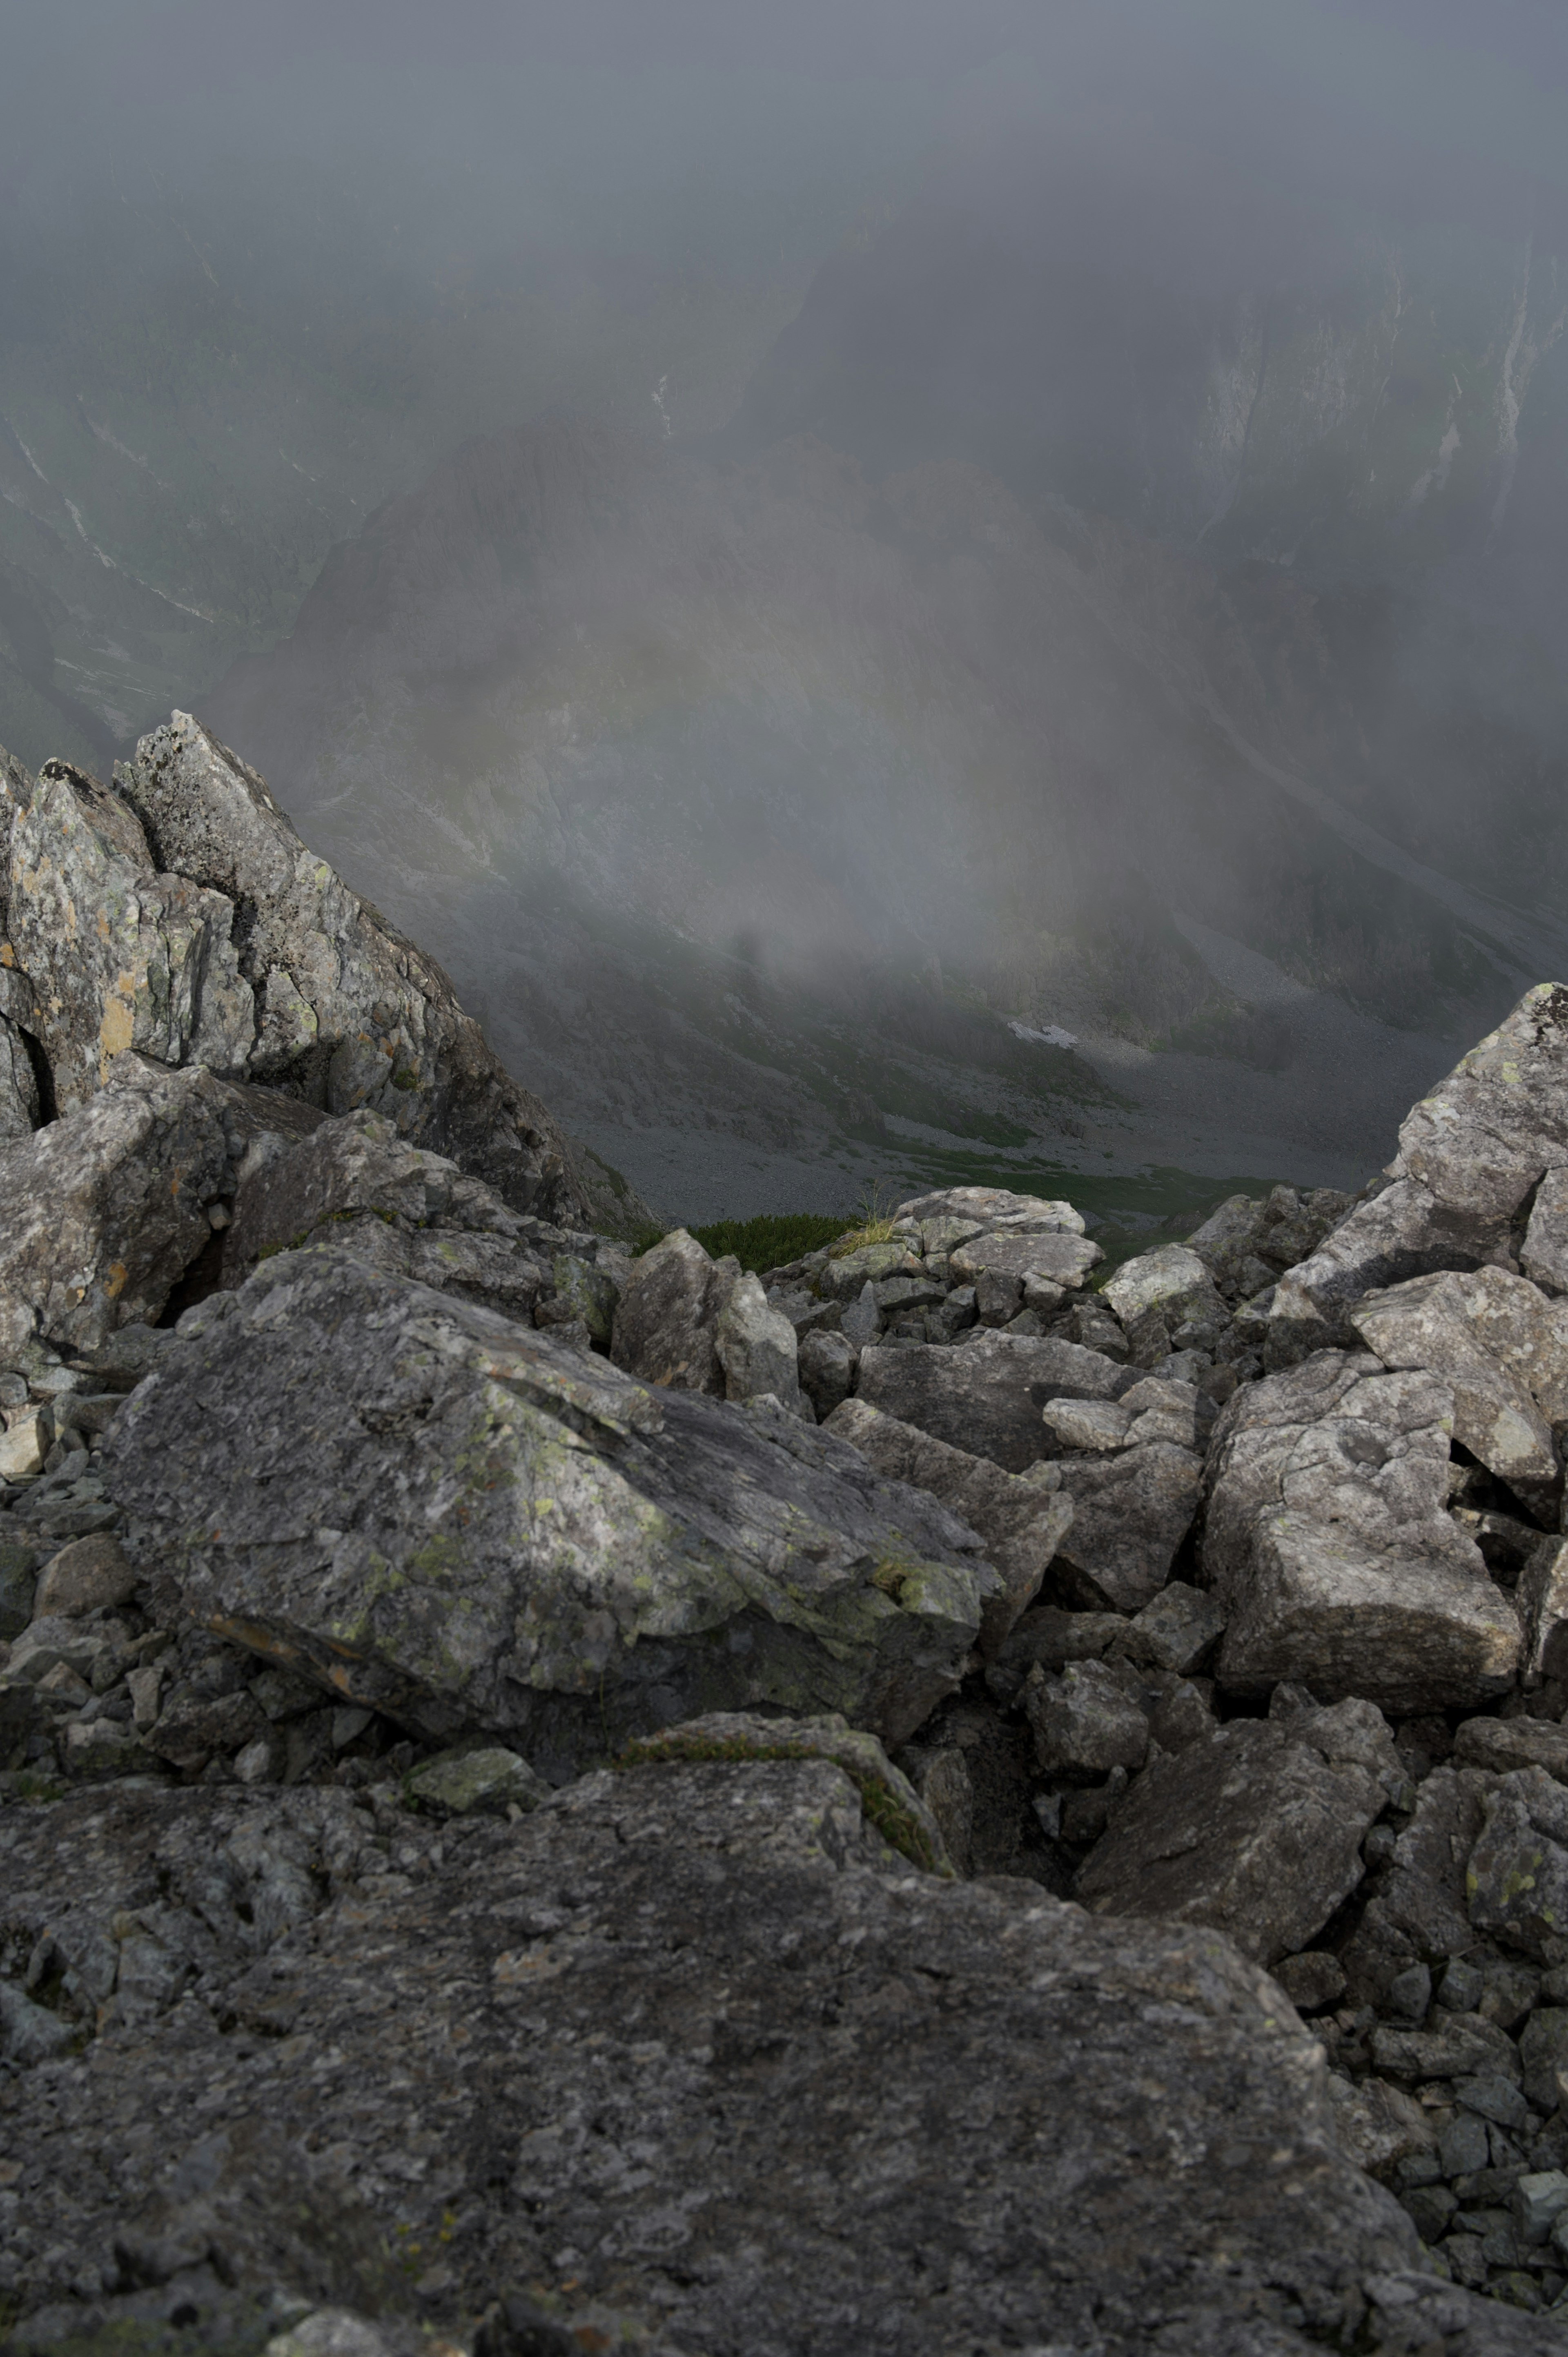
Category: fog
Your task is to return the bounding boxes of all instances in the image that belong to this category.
[5,2,1568,1220]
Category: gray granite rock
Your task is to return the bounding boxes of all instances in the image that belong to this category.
[1051,1440,1205,1612]
[855,1329,1134,1473]
[1205,1351,1521,1713]
[825,1396,1073,1657]
[1467,1766,1568,1961]
[797,1326,856,1419]
[1025,1656,1150,1779]
[1267,984,1568,1360]
[1076,1713,1387,1965]
[5,756,254,1116]
[1102,1244,1229,1348]
[715,1272,808,1416]
[0,1762,1491,2354]
[610,1227,735,1394]
[1352,1267,1568,1522]
[100,1249,1002,1772]
[112,714,615,1226]
[0,1055,232,1357]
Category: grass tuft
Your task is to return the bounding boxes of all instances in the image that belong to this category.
[690,1213,848,1272]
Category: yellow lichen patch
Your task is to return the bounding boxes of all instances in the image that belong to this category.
[0,942,13,968]
[97,978,136,1079]
[103,1261,129,1300]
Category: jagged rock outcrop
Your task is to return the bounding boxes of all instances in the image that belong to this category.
[100,1249,1003,1771]
[0,720,640,1233]
[1268,984,1568,1361]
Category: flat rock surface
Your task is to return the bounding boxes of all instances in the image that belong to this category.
[2,1761,1534,2357]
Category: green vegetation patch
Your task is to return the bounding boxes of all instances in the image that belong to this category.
[689,1212,847,1271]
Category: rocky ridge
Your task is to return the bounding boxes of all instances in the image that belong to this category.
[7,724,1568,2349]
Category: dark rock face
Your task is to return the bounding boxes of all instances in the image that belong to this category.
[1,1759,1510,2357]
[100,1250,1001,1773]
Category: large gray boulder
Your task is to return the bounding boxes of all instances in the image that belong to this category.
[1051,1439,1205,1611]
[824,1395,1074,1656]
[610,1226,738,1392]
[715,1272,808,1416]
[0,1055,232,1356]
[855,1329,1135,1472]
[1268,982,1568,1358]
[1351,1266,1568,1522]
[1101,1242,1229,1358]
[1076,1701,1394,1965]
[100,1249,1002,1771]
[893,1183,1087,1235]
[1205,1351,1521,1713]
[3,1762,1531,2356]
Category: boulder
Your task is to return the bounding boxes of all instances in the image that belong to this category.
[1101,1244,1229,1361]
[100,1249,1004,1773]
[1205,1351,1521,1713]
[1519,1538,1568,1686]
[0,1764,1491,2354]
[1523,1165,1568,1295]
[948,1229,1104,1318]
[824,1396,1074,1656]
[893,1184,1087,1235]
[1118,1580,1227,1674]
[1336,1767,1490,2007]
[856,1329,1134,1473]
[32,1533,138,1618]
[621,1708,952,1874]
[222,1103,554,1323]
[715,1273,808,1416]
[1025,1656,1150,1779]
[1466,1766,1568,1962]
[113,715,634,1225]
[1075,1712,1388,1965]
[797,1327,856,1419]
[1267,983,1568,1358]
[404,1745,551,1817]
[0,1054,234,1356]
[610,1228,737,1392]
[224,1104,528,1267]
[1351,1266,1568,1522]
[1051,1441,1205,1612]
